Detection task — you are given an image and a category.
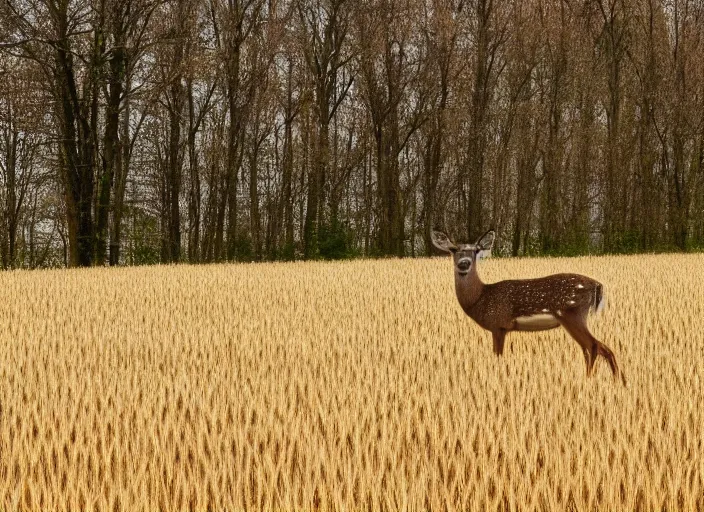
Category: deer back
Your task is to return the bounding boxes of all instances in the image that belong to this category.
[463,273,602,330]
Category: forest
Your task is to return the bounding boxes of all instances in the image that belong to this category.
[0,0,703,268]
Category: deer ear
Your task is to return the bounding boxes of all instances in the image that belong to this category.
[431,231,457,253]
[476,230,495,252]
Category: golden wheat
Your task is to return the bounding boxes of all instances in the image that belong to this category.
[0,254,702,511]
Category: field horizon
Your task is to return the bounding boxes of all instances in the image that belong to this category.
[0,253,702,511]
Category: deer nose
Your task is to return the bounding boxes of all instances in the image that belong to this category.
[457,258,471,271]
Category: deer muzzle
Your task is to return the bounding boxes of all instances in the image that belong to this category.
[457,258,471,273]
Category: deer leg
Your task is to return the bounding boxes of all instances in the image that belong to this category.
[560,313,621,381]
[558,313,601,377]
[492,330,506,356]
[579,346,591,374]
[595,342,623,383]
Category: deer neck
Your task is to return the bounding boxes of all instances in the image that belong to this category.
[455,265,485,314]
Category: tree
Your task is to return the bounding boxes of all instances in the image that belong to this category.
[297,0,354,258]
[0,57,48,268]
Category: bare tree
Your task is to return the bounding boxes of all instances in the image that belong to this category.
[297,0,354,257]
[0,57,48,268]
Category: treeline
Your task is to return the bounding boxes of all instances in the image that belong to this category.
[0,0,703,268]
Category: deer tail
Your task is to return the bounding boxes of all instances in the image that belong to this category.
[592,283,605,314]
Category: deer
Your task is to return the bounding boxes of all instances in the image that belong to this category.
[431,229,625,384]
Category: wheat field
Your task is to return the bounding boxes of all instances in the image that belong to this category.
[0,254,702,511]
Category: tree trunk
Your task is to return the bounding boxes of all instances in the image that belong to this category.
[281,67,296,259]
[225,69,243,261]
[110,84,131,266]
[54,20,96,267]
[187,79,201,263]
[249,121,263,260]
[161,68,185,264]
[465,0,494,241]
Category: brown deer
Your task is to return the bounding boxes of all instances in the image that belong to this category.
[432,230,624,384]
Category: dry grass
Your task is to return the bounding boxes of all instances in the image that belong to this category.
[0,254,702,511]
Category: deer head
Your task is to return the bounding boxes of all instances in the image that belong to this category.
[431,230,495,276]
